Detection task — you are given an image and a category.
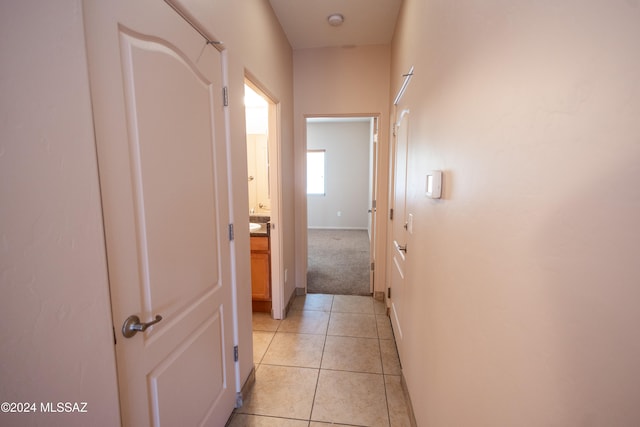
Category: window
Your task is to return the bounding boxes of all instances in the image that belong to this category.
[307,150,325,195]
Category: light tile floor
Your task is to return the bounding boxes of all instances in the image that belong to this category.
[227,294,412,427]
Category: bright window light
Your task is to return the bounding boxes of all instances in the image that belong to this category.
[307,150,325,195]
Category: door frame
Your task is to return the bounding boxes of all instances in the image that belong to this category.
[302,113,380,294]
[244,75,284,319]
[369,117,379,293]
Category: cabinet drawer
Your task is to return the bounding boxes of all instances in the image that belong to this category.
[250,236,269,252]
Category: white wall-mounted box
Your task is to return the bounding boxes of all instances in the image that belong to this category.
[426,171,442,199]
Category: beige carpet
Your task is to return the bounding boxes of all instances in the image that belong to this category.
[307,229,371,295]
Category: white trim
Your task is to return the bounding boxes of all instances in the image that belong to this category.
[307,226,369,230]
[220,49,242,405]
[244,76,284,320]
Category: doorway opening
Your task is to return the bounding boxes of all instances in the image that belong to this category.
[244,78,284,319]
[305,116,379,295]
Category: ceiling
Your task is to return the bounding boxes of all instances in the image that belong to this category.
[268,0,402,50]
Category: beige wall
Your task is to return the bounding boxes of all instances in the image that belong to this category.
[391,0,640,425]
[293,45,391,292]
[208,0,297,319]
[0,1,121,425]
[307,121,371,229]
[0,0,292,423]
[246,134,270,214]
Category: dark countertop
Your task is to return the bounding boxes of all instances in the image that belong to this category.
[250,215,270,237]
[250,222,269,237]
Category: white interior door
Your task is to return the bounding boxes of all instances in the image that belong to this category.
[389,109,410,363]
[84,0,236,425]
[267,94,284,319]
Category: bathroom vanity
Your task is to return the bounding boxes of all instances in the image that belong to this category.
[249,216,271,312]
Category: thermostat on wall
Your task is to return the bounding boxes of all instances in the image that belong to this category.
[426,171,442,199]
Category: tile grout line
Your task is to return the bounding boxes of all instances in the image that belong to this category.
[307,295,333,424]
[259,329,278,366]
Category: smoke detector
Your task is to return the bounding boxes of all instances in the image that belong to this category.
[327,13,344,27]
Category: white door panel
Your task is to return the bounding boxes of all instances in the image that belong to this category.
[390,254,405,342]
[389,109,410,363]
[84,0,235,425]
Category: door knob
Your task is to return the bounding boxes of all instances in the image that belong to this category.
[394,241,407,254]
[122,314,163,338]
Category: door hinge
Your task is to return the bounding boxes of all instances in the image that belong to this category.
[371,262,375,271]
[235,391,243,408]
[388,288,391,299]
[372,200,377,209]
[392,123,397,137]
[223,86,229,107]
[390,208,394,220]
[233,345,239,362]
[228,223,235,241]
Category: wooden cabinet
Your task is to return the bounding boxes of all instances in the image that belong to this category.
[250,236,271,312]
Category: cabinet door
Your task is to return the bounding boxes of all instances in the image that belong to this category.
[251,252,271,300]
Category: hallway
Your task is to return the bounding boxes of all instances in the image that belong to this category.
[227,294,412,426]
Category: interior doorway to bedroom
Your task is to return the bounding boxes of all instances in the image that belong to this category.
[305,116,379,296]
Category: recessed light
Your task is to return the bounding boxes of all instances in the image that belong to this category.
[327,13,344,27]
